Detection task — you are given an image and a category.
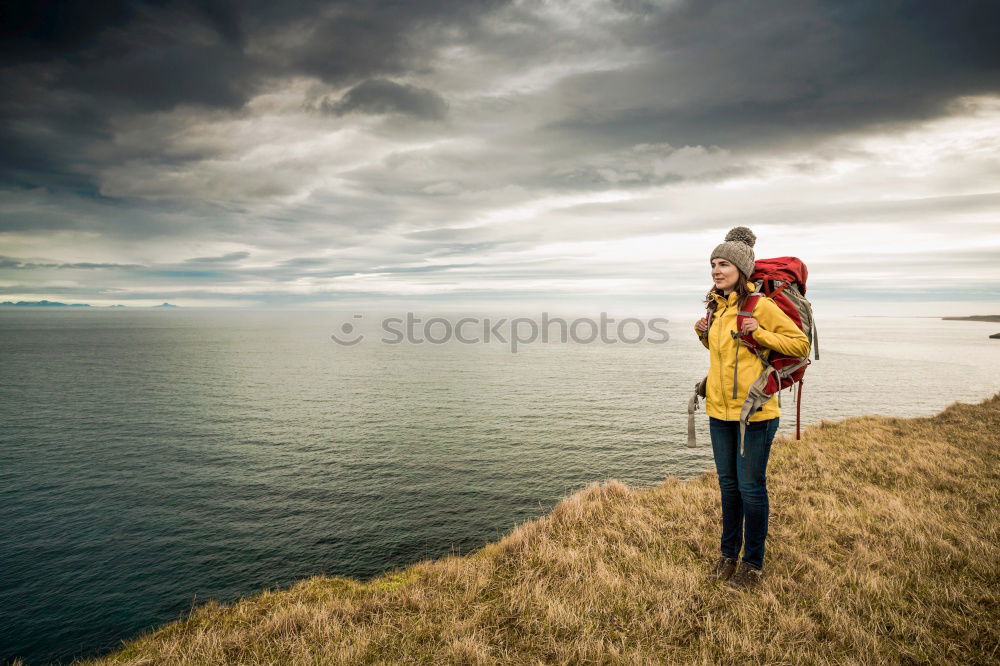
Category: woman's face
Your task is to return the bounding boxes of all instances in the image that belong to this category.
[711,258,741,294]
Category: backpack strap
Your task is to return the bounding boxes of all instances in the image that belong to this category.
[698,305,716,345]
[770,281,789,299]
[796,380,803,440]
[690,304,716,446]
[730,292,762,398]
[735,293,762,350]
[811,315,820,360]
[687,377,707,447]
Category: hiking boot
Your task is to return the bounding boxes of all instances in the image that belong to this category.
[711,556,738,581]
[724,561,764,591]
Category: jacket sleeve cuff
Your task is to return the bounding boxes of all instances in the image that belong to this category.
[695,325,709,349]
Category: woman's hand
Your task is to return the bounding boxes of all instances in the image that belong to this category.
[695,316,708,332]
[739,317,759,335]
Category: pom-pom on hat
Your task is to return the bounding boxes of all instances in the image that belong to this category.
[711,226,756,280]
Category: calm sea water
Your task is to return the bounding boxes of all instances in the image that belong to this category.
[2,310,998,664]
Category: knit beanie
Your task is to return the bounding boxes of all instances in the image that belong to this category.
[711,226,756,280]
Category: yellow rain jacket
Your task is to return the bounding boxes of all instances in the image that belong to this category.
[693,281,811,422]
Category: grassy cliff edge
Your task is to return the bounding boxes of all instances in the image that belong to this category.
[70,395,998,665]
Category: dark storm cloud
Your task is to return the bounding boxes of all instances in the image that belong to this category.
[3,0,996,195]
[64,43,251,112]
[547,0,1000,150]
[0,0,245,62]
[0,0,508,190]
[0,0,254,191]
[324,79,448,119]
[280,0,509,84]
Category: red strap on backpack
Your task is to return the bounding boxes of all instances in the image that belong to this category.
[796,380,803,440]
[735,293,762,350]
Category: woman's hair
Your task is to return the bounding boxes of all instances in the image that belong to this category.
[703,273,753,312]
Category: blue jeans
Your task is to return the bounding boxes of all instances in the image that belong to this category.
[709,416,779,570]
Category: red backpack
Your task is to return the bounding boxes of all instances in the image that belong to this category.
[687,257,819,450]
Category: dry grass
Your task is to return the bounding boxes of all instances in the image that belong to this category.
[62,395,999,665]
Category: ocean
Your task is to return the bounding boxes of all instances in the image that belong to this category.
[2,309,998,664]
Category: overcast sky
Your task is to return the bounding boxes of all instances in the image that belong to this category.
[1,0,998,315]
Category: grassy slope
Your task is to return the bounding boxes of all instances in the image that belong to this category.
[74,395,998,665]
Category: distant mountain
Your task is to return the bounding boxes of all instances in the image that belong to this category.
[0,301,181,308]
[0,300,91,307]
[942,315,1000,323]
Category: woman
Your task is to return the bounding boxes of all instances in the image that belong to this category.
[693,227,810,591]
